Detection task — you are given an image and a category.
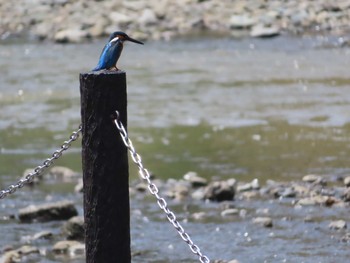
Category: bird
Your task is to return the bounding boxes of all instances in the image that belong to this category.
[93,31,144,71]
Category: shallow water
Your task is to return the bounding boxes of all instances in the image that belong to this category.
[0,36,350,262]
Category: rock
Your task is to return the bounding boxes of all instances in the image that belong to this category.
[221,208,239,217]
[191,187,206,200]
[343,176,350,187]
[250,25,280,38]
[16,245,39,255]
[18,200,78,222]
[329,220,347,230]
[229,14,256,29]
[237,179,259,192]
[203,179,236,202]
[74,179,83,193]
[32,230,53,240]
[165,181,190,200]
[252,217,273,227]
[192,212,207,220]
[108,12,133,27]
[138,9,157,27]
[62,216,85,240]
[22,168,41,184]
[49,166,79,179]
[296,195,338,207]
[0,246,39,263]
[0,250,21,263]
[183,171,207,187]
[54,29,89,43]
[302,174,323,184]
[52,240,85,255]
[341,188,350,202]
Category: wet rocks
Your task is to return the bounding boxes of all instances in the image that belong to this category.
[0,246,39,263]
[52,240,85,255]
[183,171,208,187]
[203,179,236,202]
[343,176,350,187]
[328,220,347,230]
[62,216,85,240]
[18,201,78,222]
[252,217,273,227]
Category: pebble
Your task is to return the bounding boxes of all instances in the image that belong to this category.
[252,217,273,227]
[52,240,85,255]
[250,25,280,38]
[302,174,323,184]
[328,220,347,230]
[183,171,208,187]
[221,208,239,217]
[49,166,79,179]
[343,176,350,187]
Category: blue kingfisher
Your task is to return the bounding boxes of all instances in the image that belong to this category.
[93,31,143,71]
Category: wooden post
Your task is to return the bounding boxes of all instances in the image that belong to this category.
[80,71,130,263]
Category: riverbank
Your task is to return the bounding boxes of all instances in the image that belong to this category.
[1,167,349,262]
[0,0,350,43]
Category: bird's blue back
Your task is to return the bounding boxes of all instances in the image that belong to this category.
[93,40,123,71]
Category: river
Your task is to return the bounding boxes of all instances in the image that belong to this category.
[0,35,349,262]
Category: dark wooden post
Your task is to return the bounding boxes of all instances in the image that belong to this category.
[80,71,130,263]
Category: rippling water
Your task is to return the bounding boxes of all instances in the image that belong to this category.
[0,36,350,262]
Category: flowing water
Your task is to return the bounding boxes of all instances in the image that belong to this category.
[0,36,350,262]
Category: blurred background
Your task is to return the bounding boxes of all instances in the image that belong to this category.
[1,0,350,262]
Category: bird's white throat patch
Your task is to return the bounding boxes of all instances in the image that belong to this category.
[109,36,120,44]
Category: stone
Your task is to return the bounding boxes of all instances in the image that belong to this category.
[32,230,53,240]
[341,188,350,202]
[343,176,350,187]
[183,171,208,187]
[229,14,256,29]
[329,220,347,230]
[0,250,21,263]
[108,12,133,27]
[252,217,273,227]
[16,245,39,255]
[62,216,85,240]
[54,29,88,43]
[250,25,280,38]
[74,179,83,193]
[203,179,236,202]
[302,174,323,183]
[18,200,78,222]
[237,179,259,192]
[296,195,338,207]
[52,240,85,255]
[138,9,157,27]
[221,208,239,217]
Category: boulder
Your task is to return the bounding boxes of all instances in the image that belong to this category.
[18,201,78,222]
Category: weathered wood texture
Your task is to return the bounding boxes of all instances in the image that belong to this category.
[80,71,130,263]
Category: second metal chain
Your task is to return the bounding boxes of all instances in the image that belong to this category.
[113,111,210,263]
[0,125,82,199]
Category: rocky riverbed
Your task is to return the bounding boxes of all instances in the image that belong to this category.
[1,0,350,42]
[1,167,349,262]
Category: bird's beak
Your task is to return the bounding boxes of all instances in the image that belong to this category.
[125,36,144,45]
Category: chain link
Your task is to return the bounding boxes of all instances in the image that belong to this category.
[0,125,82,200]
[113,111,210,263]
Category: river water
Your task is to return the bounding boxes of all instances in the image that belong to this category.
[0,36,350,262]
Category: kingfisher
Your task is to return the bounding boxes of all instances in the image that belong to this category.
[93,31,143,71]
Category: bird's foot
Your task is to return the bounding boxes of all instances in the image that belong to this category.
[108,66,119,71]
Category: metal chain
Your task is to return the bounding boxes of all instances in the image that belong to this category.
[0,125,82,200]
[113,111,210,263]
